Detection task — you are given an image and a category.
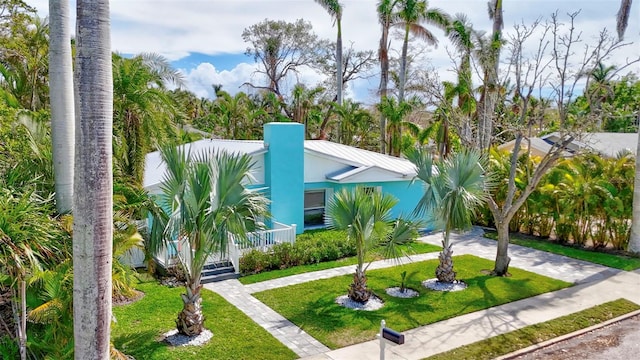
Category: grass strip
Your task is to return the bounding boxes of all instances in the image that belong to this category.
[239,242,440,284]
[253,254,570,349]
[484,232,640,271]
[111,280,297,360]
[424,298,640,360]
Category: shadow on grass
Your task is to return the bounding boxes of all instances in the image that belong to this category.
[113,329,167,359]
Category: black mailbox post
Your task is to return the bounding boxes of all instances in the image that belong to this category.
[379,319,405,360]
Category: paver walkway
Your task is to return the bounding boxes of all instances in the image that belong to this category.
[204,227,640,360]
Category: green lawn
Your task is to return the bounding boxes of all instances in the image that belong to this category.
[111,280,297,360]
[239,242,441,285]
[253,255,571,349]
[485,232,640,271]
[424,298,640,360]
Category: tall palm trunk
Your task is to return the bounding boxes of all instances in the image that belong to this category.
[378,27,389,154]
[73,0,113,358]
[336,19,343,106]
[629,123,640,253]
[398,29,409,103]
[176,281,205,336]
[478,0,503,151]
[49,0,75,214]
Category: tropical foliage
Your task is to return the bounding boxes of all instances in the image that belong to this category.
[148,145,269,336]
[326,187,418,303]
[407,147,492,283]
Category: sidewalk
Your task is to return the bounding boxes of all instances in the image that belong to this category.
[205,228,640,360]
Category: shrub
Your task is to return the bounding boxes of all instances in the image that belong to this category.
[239,229,354,275]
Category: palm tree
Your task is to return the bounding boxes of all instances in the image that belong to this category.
[148,145,269,336]
[73,0,113,357]
[377,0,399,154]
[112,52,184,185]
[48,0,74,214]
[326,187,417,303]
[395,0,449,102]
[585,62,616,129]
[377,95,417,156]
[476,0,503,151]
[332,99,374,146]
[314,1,343,106]
[0,189,61,360]
[445,14,477,145]
[407,147,491,283]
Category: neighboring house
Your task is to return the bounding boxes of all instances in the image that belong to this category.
[143,122,427,234]
[498,132,637,158]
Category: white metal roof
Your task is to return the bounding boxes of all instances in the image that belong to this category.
[143,139,266,190]
[304,140,417,177]
[143,138,418,191]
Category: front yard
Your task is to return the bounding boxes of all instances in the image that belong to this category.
[253,255,571,349]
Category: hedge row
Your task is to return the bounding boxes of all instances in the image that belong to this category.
[239,229,354,275]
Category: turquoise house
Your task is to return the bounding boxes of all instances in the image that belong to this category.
[143,122,428,235]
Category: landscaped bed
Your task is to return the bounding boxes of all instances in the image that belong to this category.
[253,254,571,349]
[240,241,441,284]
[111,279,297,360]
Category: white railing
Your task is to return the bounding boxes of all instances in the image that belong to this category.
[155,237,192,271]
[153,223,297,275]
[228,222,296,273]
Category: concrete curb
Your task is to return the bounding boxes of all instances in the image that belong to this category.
[495,308,640,360]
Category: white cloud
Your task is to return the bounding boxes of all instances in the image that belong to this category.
[179,61,327,100]
[27,0,640,102]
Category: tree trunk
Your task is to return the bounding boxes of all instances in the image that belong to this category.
[435,243,457,283]
[398,30,409,103]
[348,268,371,303]
[73,1,113,359]
[18,279,26,360]
[177,282,204,336]
[629,123,640,253]
[49,0,75,214]
[336,19,343,106]
[492,220,511,276]
[378,26,389,154]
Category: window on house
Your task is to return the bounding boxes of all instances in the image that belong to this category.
[304,190,326,227]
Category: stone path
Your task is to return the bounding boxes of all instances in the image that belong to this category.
[204,279,330,358]
[204,227,640,359]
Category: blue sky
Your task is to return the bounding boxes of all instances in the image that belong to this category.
[29,0,640,104]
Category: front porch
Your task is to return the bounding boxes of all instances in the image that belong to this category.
[153,222,297,277]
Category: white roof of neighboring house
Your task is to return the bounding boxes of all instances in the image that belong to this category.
[143,139,266,191]
[304,140,417,178]
[498,132,637,158]
[575,132,637,157]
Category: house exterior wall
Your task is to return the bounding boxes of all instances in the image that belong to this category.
[303,180,433,229]
[264,123,305,234]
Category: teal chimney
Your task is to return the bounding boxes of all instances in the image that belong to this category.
[264,122,304,234]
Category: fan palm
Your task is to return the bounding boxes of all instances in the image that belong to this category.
[407,147,491,283]
[326,187,417,303]
[148,145,269,336]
